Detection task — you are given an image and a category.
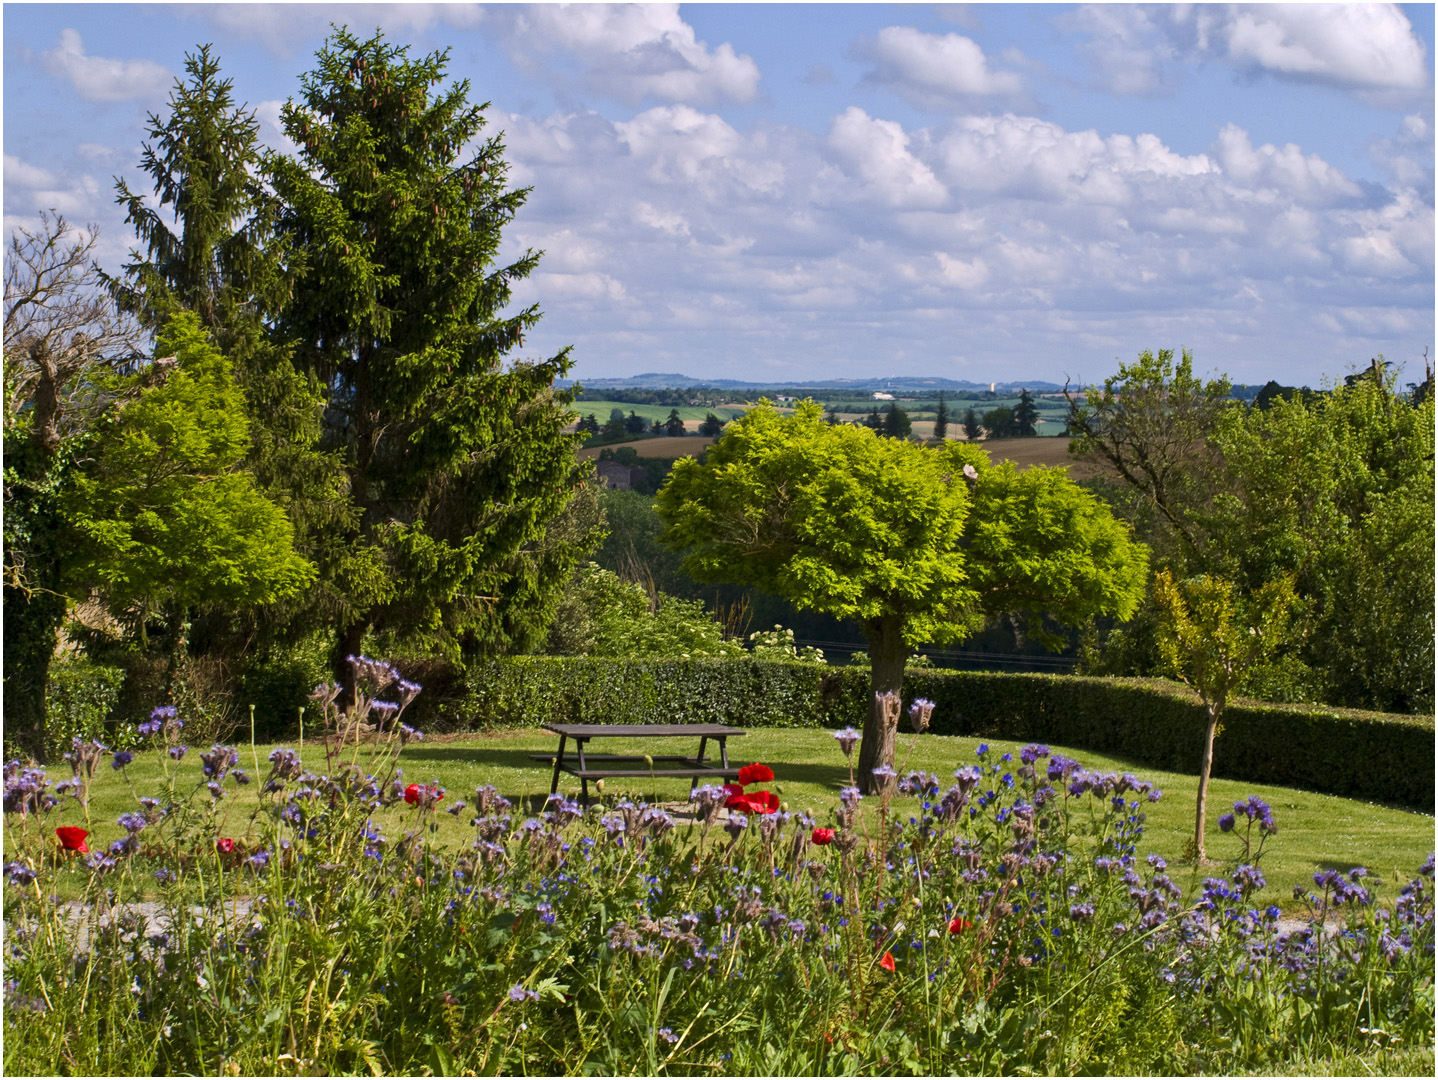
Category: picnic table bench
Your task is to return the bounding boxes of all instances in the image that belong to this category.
[529,723,746,805]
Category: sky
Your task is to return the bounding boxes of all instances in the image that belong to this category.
[4,2,1434,387]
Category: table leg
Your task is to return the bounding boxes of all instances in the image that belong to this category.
[691,735,709,794]
[549,734,567,796]
[577,739,590,807]
[719,737,729,769]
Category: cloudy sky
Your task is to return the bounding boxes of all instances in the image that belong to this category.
[4,3,1434,387]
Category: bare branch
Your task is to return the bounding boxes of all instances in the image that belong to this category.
[3,211,148,452]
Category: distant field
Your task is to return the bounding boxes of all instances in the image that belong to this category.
[578,433,1099,475]
[577,436,715,460]
[570,400,750,424]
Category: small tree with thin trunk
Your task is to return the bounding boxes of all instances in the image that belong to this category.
[933,392,949,440]
[657,401,1148,793]
[1151,569,1295,863]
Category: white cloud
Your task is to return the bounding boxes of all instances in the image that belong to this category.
[487,100,1425,385]
[1071,3,1430,99]
[1211,124,1364,205]
[858,26,1025,110]
[493,3,760,106]
[1223,4,1428,91]
[42,28,170,102]
[1068,5,1180,95]
[827,107,948,209]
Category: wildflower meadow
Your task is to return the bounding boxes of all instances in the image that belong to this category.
[2,661,1434,1076]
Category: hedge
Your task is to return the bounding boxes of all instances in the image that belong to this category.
[447,658,1435,810]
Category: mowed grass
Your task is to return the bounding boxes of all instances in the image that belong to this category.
[21,728,1432,909]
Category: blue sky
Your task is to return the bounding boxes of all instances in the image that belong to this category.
[4,3,1434,387]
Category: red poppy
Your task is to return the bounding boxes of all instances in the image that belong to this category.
[879,951,896,973]
[216,838,235,854]
[404,783,443,805]
[55,826,89,854]
[811,827,835,845]
[737,762,774,786]
[738,790,781,815]
[948,916,973,935]
[722,783,745,800]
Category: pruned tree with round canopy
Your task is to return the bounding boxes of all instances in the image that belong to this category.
[656,401,1149,792]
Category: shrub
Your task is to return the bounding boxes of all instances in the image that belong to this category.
[37,657,127,761]
[452,659,1434,808]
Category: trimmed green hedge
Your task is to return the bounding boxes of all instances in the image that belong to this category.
[448,658,1434,809]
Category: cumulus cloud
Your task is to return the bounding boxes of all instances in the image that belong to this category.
[827,107,948,209]
[1071,3,1430,99]
[484,99,1426,384]
[492,3,760,106]
[857,26,1025,110]
[41,28,170,102]
[1221,4,1428,91]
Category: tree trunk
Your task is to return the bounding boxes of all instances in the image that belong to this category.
[163,605,189,704]
[1193,704,1220,863]
[856,614,906,795]
[334,619,369,708]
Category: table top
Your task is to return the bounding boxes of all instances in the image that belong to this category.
[542,723,746,739]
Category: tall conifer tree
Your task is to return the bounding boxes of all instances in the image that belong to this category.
[268,29,592,669]
[110,46,353,651]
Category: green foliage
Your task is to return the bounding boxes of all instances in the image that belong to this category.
[451,658,1433,807]
[883,402,912,439]
[1073,350,1435,715]
[108,44,354,658]
[259,29,594,664]
[1204,375,1435,713]
[38,657,127,761]
[657,400,1146,789]
[62,313,315,615]
[545,563,742,660]
[1013,388,1039,436]
[235,632,334,741]
[1067,347,1233,560]
[1152,570,1297,859]
[1152,572,1296,719]
[981,406,1015,438]
[962,407,981,441]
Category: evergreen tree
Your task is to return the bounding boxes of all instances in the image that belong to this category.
[933,392,949,440]
[108,45,352,650]
[576,413,601,437]
[865,407,884,431]
[883,403,912,440]
[1014,388,1040,437]
[664,409,686,436]
[699,413,726,437]
[825,407,840,425]
[963,407,981,441]
[267,28,593,669]
[625,410,647,436]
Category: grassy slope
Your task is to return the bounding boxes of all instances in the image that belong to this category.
[28,728,1433,908]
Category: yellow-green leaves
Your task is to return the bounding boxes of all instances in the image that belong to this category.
[64,313,314,610]
[657,401,1147,648]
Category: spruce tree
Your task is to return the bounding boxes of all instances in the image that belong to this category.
[1014,388,1040,437]
[963,407,981,441]
[267,28,592,668]
[109,45,353,651]
[933,391,949,440]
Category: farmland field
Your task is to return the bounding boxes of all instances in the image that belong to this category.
[569,400,752,425]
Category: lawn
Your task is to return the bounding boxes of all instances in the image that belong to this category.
[36,726,1434,908]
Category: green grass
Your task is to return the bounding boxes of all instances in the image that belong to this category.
[571,400,751,424]
[25,727,1432,908]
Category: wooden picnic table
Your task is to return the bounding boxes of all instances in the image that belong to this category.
[531,723,747,805]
